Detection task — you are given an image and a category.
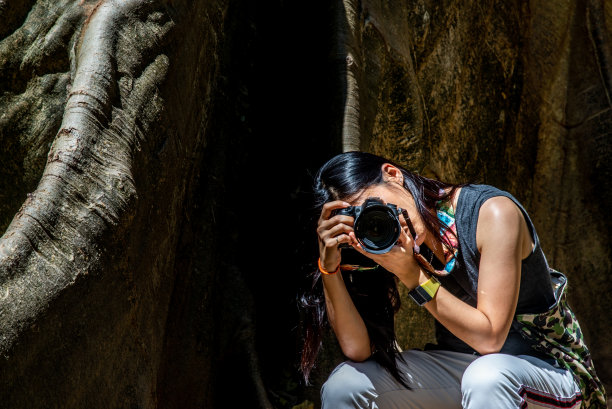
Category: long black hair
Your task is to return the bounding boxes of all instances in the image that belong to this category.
[299,151,466,387]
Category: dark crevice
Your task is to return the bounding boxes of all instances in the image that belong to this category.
[0,0,38,41]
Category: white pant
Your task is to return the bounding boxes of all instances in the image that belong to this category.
[321,350,582,409]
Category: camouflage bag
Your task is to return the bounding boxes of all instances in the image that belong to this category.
[514,268,607,409]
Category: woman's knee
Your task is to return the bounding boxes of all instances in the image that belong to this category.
[321,361,378,409]
[461,354,520,407]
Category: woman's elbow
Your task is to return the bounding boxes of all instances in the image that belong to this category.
[475,344,502,356]
[343,345,372,362]
[474,334,507,355]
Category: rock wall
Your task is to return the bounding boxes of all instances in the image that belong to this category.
[332,0,612,401]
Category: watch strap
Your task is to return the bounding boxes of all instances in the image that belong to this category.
[408,276,440,306]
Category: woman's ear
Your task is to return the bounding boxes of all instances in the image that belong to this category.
[381,163,404,185]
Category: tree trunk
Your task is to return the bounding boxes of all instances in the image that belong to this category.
[0,0,279,407]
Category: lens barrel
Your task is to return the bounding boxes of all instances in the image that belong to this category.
[354,199,401,254]
[331,197,401,254]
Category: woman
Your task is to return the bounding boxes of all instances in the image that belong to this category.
[300,151,606,409]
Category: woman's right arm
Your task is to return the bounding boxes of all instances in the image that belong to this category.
[317,201,372,362]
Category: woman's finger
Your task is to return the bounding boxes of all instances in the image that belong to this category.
[317,214,354,234]
[317,222,353,245]
[396,217,421,253]
[319,200,351,223]
[330,233,352,247]
[347,231,357,245]
[394,227,416,254]
[348,232,381,260]
[320,233,353,271]
[321,223,354,242]
[397,226,411,245]
[323,235,340,249]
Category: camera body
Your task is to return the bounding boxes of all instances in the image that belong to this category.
[332,197,402,254]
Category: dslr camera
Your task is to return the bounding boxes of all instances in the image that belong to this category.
[332,197,402,254]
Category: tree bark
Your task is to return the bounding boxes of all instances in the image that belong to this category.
[0,0,276,407]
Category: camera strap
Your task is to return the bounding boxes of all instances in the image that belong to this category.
[399,208,417,238]
[400,208,446,272]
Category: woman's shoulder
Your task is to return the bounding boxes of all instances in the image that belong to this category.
[460,183,527,216]
[457,184,516,212]
[458,184,524,211]
[468,185,522,213]
[456,184,533,244]
[477,196,525,236]
[462,186,534,258]
[459,183,508,197]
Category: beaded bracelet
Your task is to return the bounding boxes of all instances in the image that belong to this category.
[318,257,340,275]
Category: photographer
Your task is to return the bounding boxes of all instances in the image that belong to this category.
[300,151,606,408]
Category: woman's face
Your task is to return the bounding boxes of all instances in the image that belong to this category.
[346,181,428,247]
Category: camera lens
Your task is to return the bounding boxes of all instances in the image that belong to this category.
[354,207,400,253]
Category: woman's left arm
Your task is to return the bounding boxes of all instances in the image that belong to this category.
[422,196,526,355]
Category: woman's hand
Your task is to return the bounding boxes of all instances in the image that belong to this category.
[317,200,357,272]
[317,200,372,361]
[349,217,422,288]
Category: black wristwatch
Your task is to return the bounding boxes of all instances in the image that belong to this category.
[408,275,441,306]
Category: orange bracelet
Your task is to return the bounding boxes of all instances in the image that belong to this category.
[318,257,340,275]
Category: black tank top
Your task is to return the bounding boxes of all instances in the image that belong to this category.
[434,184,556,357]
